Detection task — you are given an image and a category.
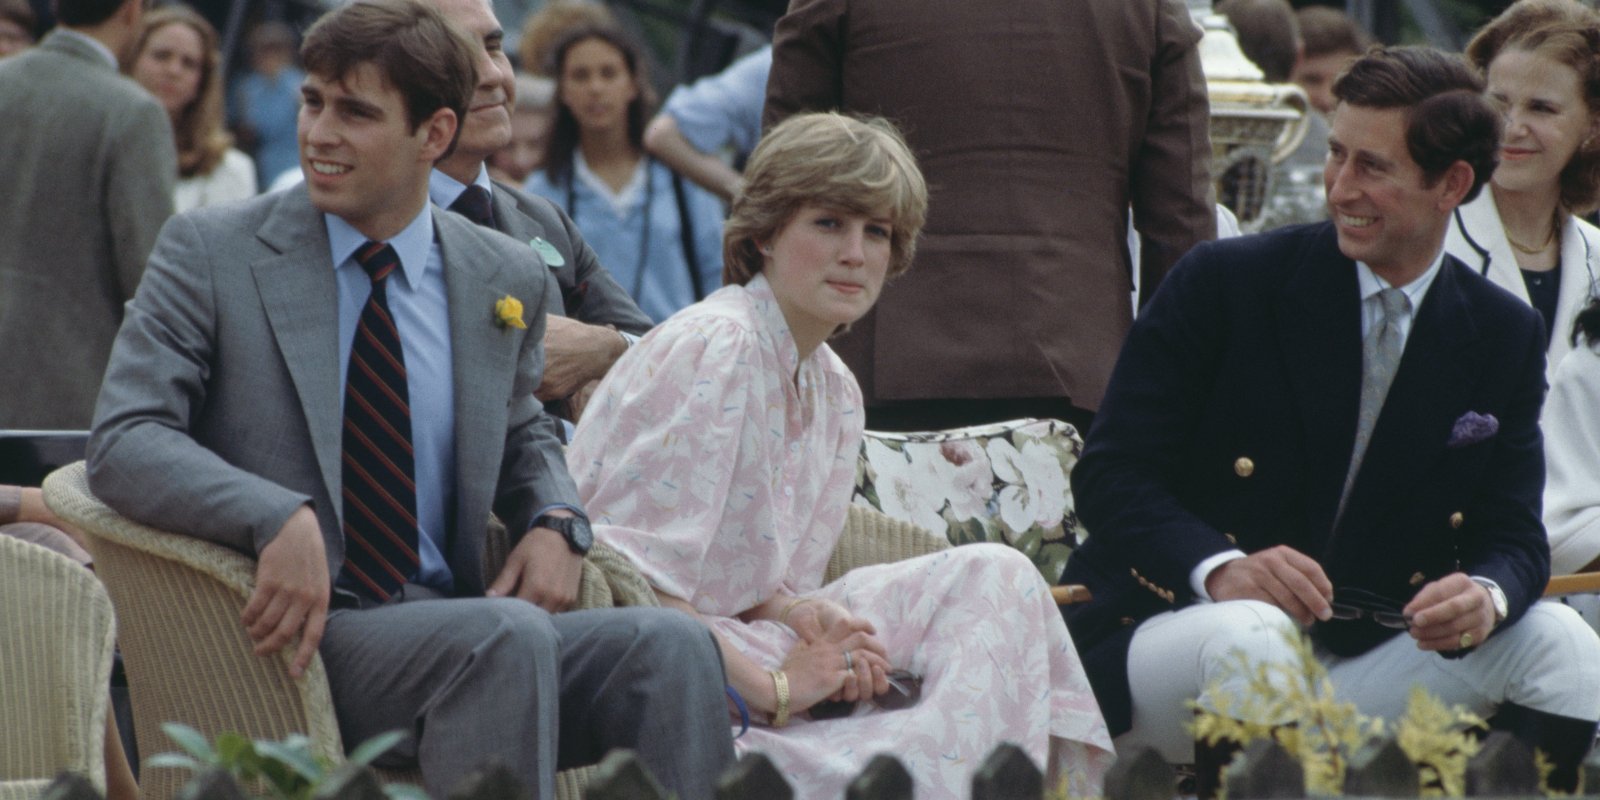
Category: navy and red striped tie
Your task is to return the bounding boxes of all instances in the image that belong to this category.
[340,241,420,602]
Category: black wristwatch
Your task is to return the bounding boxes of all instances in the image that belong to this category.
[534,513,593,555]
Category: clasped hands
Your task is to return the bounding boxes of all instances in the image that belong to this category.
[1204,544,1499,652]
[243,506,582,680]
[778,599,894,714]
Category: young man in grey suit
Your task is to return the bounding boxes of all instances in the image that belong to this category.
[86,1,733,796]
[423,0,651,423]
[0,0,176,428]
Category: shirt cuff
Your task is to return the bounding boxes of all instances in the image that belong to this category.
[533,503,588,523]
[619,330,641,348]
[1191,549,1248,601]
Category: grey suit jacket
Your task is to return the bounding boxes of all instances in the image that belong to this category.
[489,181,652,336]
[0,30,177,428]
[87,187,579,595]
[765,0,1215,410]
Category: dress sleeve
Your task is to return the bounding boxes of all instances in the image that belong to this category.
[1544,344,1600,575]
[566,312,762,607]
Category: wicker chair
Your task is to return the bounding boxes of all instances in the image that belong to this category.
[0,533,116,800]
[41,462,946,800]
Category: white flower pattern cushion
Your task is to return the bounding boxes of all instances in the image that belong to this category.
[852,418,1088,582]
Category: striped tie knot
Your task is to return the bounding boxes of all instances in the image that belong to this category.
[356,241,400,284]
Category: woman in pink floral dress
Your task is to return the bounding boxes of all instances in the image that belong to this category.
[566,112,1114,798]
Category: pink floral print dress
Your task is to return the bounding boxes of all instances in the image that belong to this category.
[567,276,1114,798]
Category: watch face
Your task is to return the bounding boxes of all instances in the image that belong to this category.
[568,516,594,551]
[540,514,592,554]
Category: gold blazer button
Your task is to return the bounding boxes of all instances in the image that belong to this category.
[1449,512,1464,529]
[1234,457,1255,477]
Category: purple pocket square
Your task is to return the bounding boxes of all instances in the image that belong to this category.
[1448,412,1498,448]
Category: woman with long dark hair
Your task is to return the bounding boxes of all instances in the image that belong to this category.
[524,25,723,323]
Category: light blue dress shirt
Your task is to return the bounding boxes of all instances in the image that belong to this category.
[662,44,771,160]
[326,209,458,592]
[524,155,724,323]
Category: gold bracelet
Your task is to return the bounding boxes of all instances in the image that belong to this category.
[777,597,814,627]
[769,669,790,728]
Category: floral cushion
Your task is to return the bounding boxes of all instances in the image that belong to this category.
[852,418,1088,582]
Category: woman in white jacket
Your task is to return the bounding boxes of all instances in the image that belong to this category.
[1444,0,1600,388]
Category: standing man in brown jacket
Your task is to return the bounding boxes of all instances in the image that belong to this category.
[765,0,1215,432]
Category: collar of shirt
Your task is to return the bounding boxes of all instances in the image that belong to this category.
[324,206,434,291]
[428,164,494,210]
[1354,250,1444,343]
[53,29,117,69]
[745,274,801,378]
[574,149,648,217]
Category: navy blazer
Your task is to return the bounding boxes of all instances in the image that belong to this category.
[1061,222,1550,735]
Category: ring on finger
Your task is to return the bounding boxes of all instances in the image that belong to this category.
[843,649,854,672]
[1459,631,1474,649]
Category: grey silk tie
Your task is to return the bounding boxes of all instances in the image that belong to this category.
[1338,287,1409,518]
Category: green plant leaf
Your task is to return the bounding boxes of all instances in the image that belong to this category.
[256,740,324,783]
[145,754,203,773]
[255,757,311,800]
[214,732,255,769]
[161,723,217,762]
[382,783,431,800]
[347,731,406,767]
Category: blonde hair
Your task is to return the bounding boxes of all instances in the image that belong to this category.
[723,112,928,287]
[516,0,616,75]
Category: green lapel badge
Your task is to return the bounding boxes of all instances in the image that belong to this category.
[529,237,565,267]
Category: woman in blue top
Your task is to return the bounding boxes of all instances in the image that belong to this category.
[525,25,724,323]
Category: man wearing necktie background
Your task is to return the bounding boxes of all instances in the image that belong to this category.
[85,1,733,796]
[1061,46,1600,795]
[421,0,651,424]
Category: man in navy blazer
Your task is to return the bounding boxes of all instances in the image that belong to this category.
[1063,46,1600,794]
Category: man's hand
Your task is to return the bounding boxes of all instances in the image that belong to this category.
[488,521,583,612]
[566,380,601,422]
[1403,572,1497,652]
[241,506,329,679]
[1205,545,1333,625]
[535,316,627,402]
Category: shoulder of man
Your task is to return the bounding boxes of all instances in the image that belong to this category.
[1169,221,1335,286]
[1440,251,1544,335]
[435,204,548,284]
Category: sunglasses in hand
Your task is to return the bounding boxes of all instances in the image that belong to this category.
[1328,587,1413,630]
[807,670,923,720]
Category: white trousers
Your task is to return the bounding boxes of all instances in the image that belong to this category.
[1118,599,1600,764]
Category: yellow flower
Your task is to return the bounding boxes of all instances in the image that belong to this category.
[494,295,526,330]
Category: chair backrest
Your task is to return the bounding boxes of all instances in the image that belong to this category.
[0,534,114,791]
[851,418,1088,582]
[41,462,346,799]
